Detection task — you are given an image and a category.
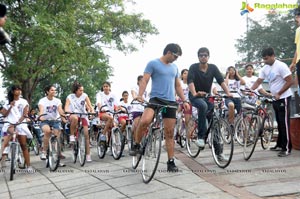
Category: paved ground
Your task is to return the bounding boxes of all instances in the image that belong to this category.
[1,139,300,199]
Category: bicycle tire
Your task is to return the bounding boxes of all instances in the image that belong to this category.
[243,115,260,161]
[141,127,162,184]
[178,119,186,148]
[261,115,274,150]
[60,132,65,152]
[78,128,86,166]
[0,136,2,160]
[72,140,78,163]
[10,143,16,181]
[17,144,25,169]
[111,128,125,160]
[211,119,234,168]
[97,132,106,159]
[186,123,201,158]
[48,136,60,171]
[235,116,248,146]
[126,126,133,152]
[32,135,40,155]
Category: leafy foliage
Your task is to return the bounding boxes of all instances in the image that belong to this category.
[0,0,158,107]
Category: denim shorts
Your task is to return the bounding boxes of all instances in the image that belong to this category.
[40,121,61,130]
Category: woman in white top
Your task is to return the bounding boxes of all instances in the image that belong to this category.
[119,91,131,133]
[0,85,32,170]
[242,64,269,104]
[224,66,245,125]
[64,82,94,162]
[96,81,119,146]
[38,85,66,161]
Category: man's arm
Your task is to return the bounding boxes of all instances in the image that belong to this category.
[275,74,294,100]
[251,78,264,91]
[137,73,150,99]
[290,50,297,72]
[175,78,186,101]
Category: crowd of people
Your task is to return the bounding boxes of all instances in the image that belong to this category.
[0,3,298,174]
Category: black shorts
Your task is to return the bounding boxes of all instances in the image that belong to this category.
[148,97,178,119]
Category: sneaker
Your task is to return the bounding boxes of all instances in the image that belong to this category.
[195,139,205,148]
[270,145,282,151]
[217,153,229,162]
[59,163,66,167]
[69,135,75,142]
[277,150,290,157]
[40,151,46,160]
[26,166,34,173]
[167,158,178,172]
[129,143,141,156]
[86,154,92,162]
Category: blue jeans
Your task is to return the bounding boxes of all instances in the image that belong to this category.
[189,95,214,139]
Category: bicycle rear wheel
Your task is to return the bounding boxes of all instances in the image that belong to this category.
[97,132,106,159]
[10,143,16,181]
[211,120,234,168]
[243,115,260,161]
[78,128,86,166]
[186,124,201,158]
[141,128,162,184]
[111,128,125,160]
[261,115,274,150]
[48,136,60,171]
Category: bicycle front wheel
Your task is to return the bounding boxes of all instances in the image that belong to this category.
[111,128,125,160]
[261,114,274,150]
[10,143,16,181]
[97,132,106,159]
[186,124,201,158]
[235,116,248,146]
[211,120,234,168]
[48,136,60,171]
[141,128,162,184]
[32,135,40,155]
[78,128,86,166]
[244,115,260,161]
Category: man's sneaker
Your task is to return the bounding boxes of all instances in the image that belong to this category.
[86,154,92,162]
[195,139,205,148]
[217,153,229,162]
[59,163,66,167]
[40,151,46,160]
[69,135,75,143]
[278,150,290,157]
[167,158,178,172]
[270,145,282,151]
[129,144,141,156]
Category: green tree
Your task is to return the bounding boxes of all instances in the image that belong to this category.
[235,12,296,68]
[0,0,158,107]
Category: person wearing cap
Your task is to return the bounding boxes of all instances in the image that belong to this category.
[129,43,189,172]
[290,7,300,95]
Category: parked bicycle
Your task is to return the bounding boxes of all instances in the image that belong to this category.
[239,90,274,160]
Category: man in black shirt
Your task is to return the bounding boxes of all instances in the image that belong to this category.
[187,47,232,158]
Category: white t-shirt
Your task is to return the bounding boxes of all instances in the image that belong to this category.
[227,79,241,98]
[180,80,189,102]
[259,60,293,99]
[66,93,88,118]
[38,97,62,120]
[119,100,132,117]
[242,75,262,104]
[96,91,119,112]
[131,86,147,112]
[2,98,32,138]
